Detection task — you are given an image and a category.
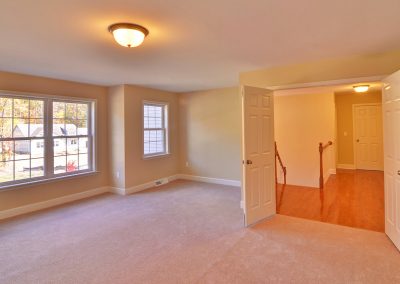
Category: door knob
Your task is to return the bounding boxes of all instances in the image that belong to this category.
[246,160,253,165]
[356,139,360,142]
[397,170,400,176]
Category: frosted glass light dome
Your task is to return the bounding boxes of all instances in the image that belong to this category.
[108,23,149,48]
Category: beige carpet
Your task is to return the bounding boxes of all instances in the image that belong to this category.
[1,180,399,283]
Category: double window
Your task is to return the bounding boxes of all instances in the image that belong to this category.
[143,102,168,158]
[0,92,95,188]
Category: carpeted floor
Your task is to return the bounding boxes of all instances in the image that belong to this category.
[1,180,399,283]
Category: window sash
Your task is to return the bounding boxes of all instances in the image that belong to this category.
[143,102,168,157]
[0,92,96,189]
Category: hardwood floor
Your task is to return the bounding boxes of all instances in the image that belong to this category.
[276,169,384,232]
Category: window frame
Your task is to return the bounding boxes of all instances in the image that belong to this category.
[0,90,97,190]
[142,100,169,159]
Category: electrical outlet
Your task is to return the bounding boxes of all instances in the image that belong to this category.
[186,161,190,167]
[116,171,120,178]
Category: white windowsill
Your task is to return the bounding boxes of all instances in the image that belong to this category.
[0,171,100,192]
[142,153,171,160]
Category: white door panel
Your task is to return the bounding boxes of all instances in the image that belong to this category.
[354,104,383,170]
[383,69,400,251]
[242,86,275,226]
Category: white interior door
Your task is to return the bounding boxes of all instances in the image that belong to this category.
[383,69,400,250]
[242,85,275,226]
[354,104,383,170]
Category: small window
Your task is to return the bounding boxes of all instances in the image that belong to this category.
[143,102,168,158]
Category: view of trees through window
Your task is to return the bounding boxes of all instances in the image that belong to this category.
[0,95,93,186]
[0,97,45,183]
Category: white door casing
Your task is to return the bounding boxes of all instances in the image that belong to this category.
[383,70,400,251]
[242,86,276,226]
[353,104,383,171]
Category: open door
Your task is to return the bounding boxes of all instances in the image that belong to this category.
[242,85,276,226]
[383,69,400,250]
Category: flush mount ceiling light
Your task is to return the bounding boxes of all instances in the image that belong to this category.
[353,85,369,93]
[108,23,149,48]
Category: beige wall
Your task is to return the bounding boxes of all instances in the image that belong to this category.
[274,92,336,188]
[335,90,382,166]
[108,85,126,189]
[108,85,180,189]
[179,87,242,181]
[240,50,400,88]
[0,71,109,211]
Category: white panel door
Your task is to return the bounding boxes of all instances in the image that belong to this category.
[354,104,383,170]
[242,85,275,226]
[383,70,400,251]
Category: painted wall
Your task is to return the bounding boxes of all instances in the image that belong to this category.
[335,90,382,166]
[108,85,126,189]
[239,50,400,88]
[179,87,242,181]
[274,92,336,188]
[108,85,180,189]
[0,71,109,211]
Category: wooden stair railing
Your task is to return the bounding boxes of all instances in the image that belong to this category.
[319,141,333,189]
[275,142,287,185]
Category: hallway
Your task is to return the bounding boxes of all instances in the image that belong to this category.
[276,169,384,232]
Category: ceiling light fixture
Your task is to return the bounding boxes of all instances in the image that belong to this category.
[353,85,369,93]
[108,23,149,48]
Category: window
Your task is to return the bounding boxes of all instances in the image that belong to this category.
[143,102,168,157]
[0,93,95,188]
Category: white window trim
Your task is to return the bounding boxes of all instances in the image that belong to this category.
[142,100,170,159]
[0,90,98,190]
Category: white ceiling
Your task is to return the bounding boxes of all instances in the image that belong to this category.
[1,0,400,92]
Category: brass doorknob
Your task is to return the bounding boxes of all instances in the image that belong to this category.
[246,160,253,165]
[356,139,360,142]
[397,170,400,176]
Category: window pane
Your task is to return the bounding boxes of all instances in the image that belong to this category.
[29,119,44,137]
[53,102,65,118]
[65,119,78,135]
[0,161,13,182]
[54,156,66,174]
[0,97,12,117]
[67,155,78,172]
[79,137,88,154]
[77,104,88,119]
[76,119,88,135]
[31,139,44,158]
[14,140,30,160]
[13,99,30,118]
[79,154,88,170]
[144,142,150,155]
[29,100,44,118]
[66,103,77,119]
[31,158,44,178]
[14,160,30,180]
[13,118,29,137]
[67,138,79,154]
[0,118,12,138]
[0,141,13,162]
[54,138,66,156]
[53,118,66,136]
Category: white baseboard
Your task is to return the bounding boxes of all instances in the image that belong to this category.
[111,175,180,196]
[0,186,109,221]
[177,174,241,187]
[337,164,356,170]
[323,168,337,184]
